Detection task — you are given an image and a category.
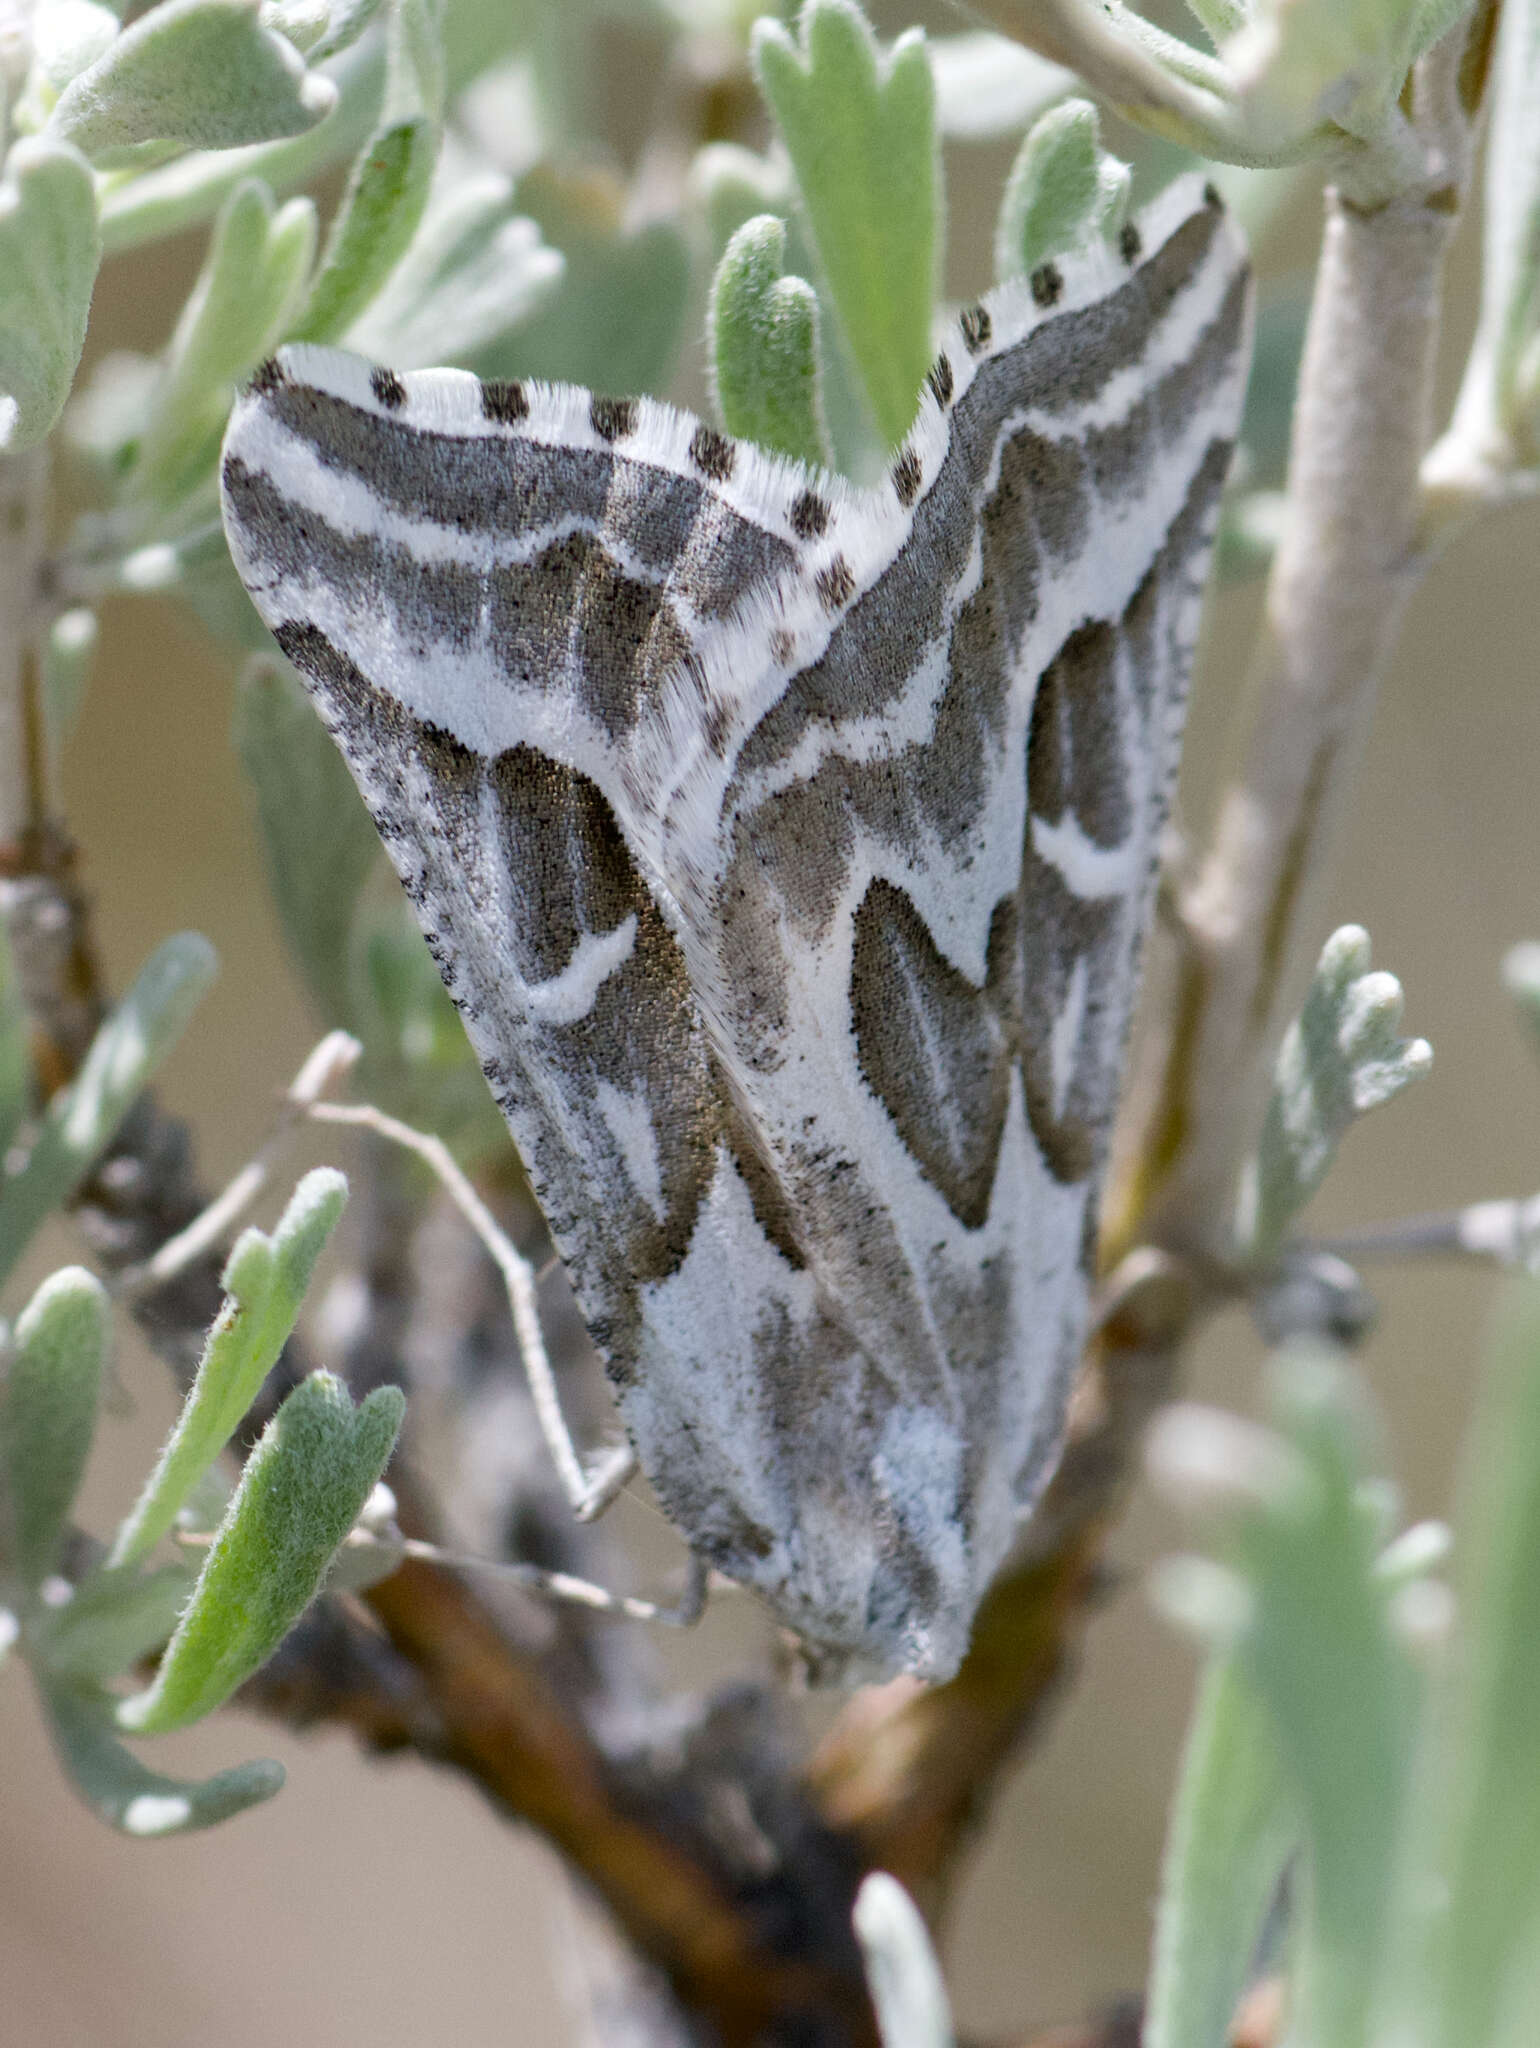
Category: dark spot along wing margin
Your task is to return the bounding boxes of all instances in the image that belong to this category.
[218,179,1251,1677]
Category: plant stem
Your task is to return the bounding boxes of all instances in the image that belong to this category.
[1117,181,1462,1265]
[0,445,49,851]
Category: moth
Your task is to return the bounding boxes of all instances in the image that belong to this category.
[221,176,1251,1680]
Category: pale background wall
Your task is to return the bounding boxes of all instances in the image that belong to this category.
[6,54,1540,2047]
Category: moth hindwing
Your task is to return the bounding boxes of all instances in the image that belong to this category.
[220,176,1251,1680]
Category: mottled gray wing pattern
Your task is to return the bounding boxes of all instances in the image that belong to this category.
[220,176,1251,1679]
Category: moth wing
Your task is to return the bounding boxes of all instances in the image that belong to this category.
[220,177,1251,1679]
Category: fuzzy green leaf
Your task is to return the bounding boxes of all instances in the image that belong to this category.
[305,0,387,60]
[50,0,337,163]
[117,1372,404,1734]
[710,215,829,470]
[233,656,382,1022]
[1475,0,1540,458]
[40,1674,283,1833]
[109,1168,348,1569]
[134,179,317,507]
[33,1563,193,1680]
[1147,1653,1299,2048]
[345,167,562,368]
[1231,1353,1421,2048]
[1185,0,1250,43]
[287,0,442,342]
[753,0,938,451]
[1420,1281,1540,2048]
[1,1268,108,1590]
[0,138,100,454]
[96,29,383,256]
[853,1873,954,2048]
[1241,924,1432,1261]
[0,933,217,1294]
[994,99,1129,282]
[1226,0,1471,149]
[484,163,688,399]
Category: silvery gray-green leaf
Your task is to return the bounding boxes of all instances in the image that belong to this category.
[49,0,338,163]
[1146,1654,1299,2048]
[0,933,217,1293]
[1434,0,1540,474]
[709,214,829,471]
[32,1562,193,1680]
[1233,1352,1421,2048]
[1240,924,1432,1262]
[994,99,1129,283]
[0,138,100,453]
[288,0,443,343]
[344,156,562,368]
[109,1168,349,1568]
[1184,0,1249,45]
[96,29,383,255]
[40,1674,284,1833]
[1,1268,108,1590]
[132,178,317,509]
[1223,0,1473,152]
[117,1372,404,1734]
[754,0,939,451]
[1415,1280,1540,2048]
[233,655,383,1023]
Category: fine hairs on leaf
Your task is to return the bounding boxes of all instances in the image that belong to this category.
[993,98,1130,282]
[117,1371,404,1734]
[288,0,444,344]
[49,0,338,163]
[1,1267,109,1590]
[40,1674,285,1835]
[1415,1281,1540,2048]
[1148,1353,1430,2048]
[109,1166,349,1568]
[1239,924,1433,1263]
[0,139,100,454]
[709,214,830,470]
[1145,1655,1298,2048]
[131,178,317,510]
[753,0,939,452]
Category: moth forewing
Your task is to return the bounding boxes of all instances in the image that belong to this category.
[220,175,1251,1680]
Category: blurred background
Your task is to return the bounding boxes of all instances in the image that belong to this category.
[6,10,1540,2040]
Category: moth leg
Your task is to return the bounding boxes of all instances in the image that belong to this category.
[386,1536,710,1627]
[308,1099,635,1522]
[116,1029,362,1299]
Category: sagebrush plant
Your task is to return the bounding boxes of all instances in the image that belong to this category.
[3,0,1540,2040]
